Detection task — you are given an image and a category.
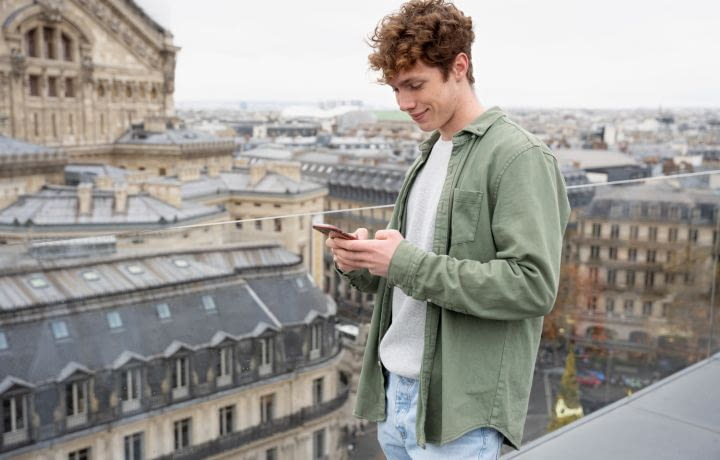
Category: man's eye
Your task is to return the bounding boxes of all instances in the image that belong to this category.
[410,84,423,91]
[391,88,399,93]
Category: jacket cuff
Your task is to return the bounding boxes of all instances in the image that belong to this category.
[387,240,424,293]
[337,265,372,290]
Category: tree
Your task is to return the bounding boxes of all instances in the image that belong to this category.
[547,348,584,433]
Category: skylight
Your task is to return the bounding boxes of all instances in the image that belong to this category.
[202,295,216,311]
[51,320,69,339]
[157,303,171,319]
[82,270,100,281]
[126,264,145,275]
[0,331,7,350]
[107,311,123,329]
[29,276,48,289]
[173,259,189,268]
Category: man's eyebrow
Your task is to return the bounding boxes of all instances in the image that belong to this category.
[390,77,425,89]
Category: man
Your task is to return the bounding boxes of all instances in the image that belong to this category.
[327,1,571,458]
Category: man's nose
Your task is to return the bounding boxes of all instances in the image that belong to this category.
[396,91,416,112]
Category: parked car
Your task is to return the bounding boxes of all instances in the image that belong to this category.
[577,371,602,388]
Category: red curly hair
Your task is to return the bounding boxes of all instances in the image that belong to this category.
[368,0,475,85]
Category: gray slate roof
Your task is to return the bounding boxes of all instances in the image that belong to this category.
[0,185,224,227]
[0,245,334,385]
[181,171,325,199]
[115,127,228,146]
[503,351,720,460]
[0,136,57,157]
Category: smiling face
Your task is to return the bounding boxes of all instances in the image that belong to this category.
[388,59,465,139]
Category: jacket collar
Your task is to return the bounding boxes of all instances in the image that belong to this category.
[419,106,506,155]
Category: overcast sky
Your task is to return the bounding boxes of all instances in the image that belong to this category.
[135,0,719,109]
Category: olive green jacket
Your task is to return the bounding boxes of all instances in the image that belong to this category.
[342,107,571,449]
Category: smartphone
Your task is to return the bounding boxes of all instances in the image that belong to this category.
[312,223,358,240]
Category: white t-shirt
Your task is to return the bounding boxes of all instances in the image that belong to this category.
[378,138,454,378]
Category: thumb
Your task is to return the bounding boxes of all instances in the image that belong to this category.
[375,229,390,240]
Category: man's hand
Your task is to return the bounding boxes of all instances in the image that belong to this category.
[327,229,405,278]
[326,228,370,273]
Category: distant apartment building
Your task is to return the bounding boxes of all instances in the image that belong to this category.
[572,181,719,360]
[0,0,177,147]
[0,242,349,459]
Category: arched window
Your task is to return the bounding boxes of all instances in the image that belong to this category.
[61,33,73,61]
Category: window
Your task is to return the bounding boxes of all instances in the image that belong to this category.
[645,271,655,288]
[82,270,100,281]
[61,33,73,61]
[665,273,675,285]
[607,269,616,286]
[274,218,282,232]
[68,113,74,134]
[630,226,639,240]
[648,227,658,242]
[255,220,262,230]
[127,264,144,275]
[591,223,601,238]
[628,248,637,262]
[107,311,123,329]
[43,26,56,59]
[156,303,171,319]
[202,295,216,312]
[172,259,189,268]
[65,380,87,427]
[626,270,636,287]
[642,301,653,317]
[589,267,599,284]
[662,303,671,317]
[173,418,191,450]
[266,447,278,460]
[68,448,90,460]
[29,75,41,96]
[646,250,656,263]
[171,357,189,398]
[260,394,275,423]
[668,228,678,242]
[608,247,617,260]
[219,405,234,436]
[48,76,58,97]
[624,299,635,316]
[0,331,7,350]
[121,368,141,412]
[217,346,233,386]
[610,224,619,239]
[259,337,273,375]
[312,377,324,405]
[65,77,75,97]
[51,320,69,340]
[26,28,38,57]
[589,246,600,260]
[310,323,322,359]
[313,428,326,460]
[689,229,698,242]
[124,432,143,460]
[2,394,27,442]
[684,272,694,285]
[587,296,597,312]
[605,298,615,314]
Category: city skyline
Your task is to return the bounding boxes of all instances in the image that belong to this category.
[136,0,720,109]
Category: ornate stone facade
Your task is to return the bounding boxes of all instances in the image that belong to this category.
[0,0,177,147]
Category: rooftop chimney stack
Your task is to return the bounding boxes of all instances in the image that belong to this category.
[77,183,92,215]
[113,182,128,214]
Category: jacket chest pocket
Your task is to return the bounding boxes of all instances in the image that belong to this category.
[450,189,484,246]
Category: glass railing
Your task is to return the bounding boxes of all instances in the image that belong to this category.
[0,167,719,459]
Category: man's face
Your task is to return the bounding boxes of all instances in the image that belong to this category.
[388,60,461,135]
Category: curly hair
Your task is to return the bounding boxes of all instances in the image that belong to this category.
[368,0,475,85]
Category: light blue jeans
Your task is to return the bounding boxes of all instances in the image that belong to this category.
[378,371,504,460]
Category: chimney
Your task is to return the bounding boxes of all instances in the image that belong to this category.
[113,182,128,213]
[267,161,301,182]
[77,182,92,215]
[144,183,182,208]
[234,157,250,169]
[143,116,167,133]
[249,163,267,187]
[178,166,200,182]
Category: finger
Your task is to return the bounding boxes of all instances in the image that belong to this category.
[333,247,369,263]
[355,228,369,240]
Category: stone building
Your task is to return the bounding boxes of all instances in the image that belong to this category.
[0,242,349,459]
[571,180,720,362]
[0,0,177,147]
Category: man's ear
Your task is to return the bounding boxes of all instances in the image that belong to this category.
[452,53,470,82]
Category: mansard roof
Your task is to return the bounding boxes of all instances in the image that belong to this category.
[180,171,325,199]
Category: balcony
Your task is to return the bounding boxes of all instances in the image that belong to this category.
[157,389,349,460]
[65,413,87,429]
[2,428,28,445]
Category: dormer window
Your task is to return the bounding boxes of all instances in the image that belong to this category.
[310,323,322,360]
[173,259,189,269]
[171,356,189,400]
[2,393,28,445]
[120,367,142,413]
[216,346,233,387]
[259,337,273,376]
[65,379,88,428]
[82,270,100,282]
[51,320,69,340]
